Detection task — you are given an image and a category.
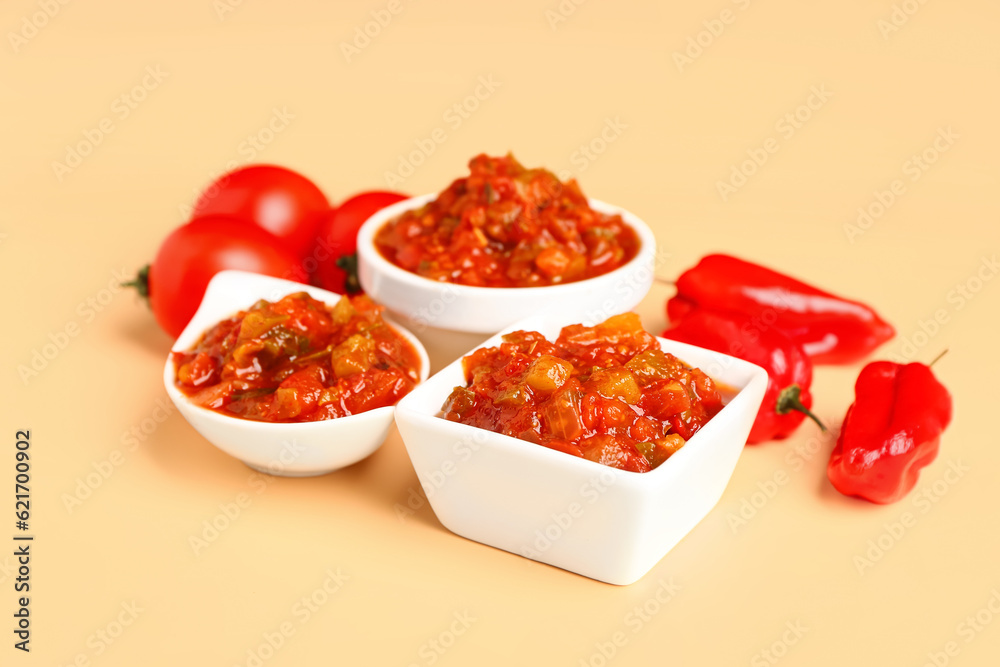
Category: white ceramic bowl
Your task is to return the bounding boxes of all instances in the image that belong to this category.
[164,270,430,477]
[393,315,768,585]
[356,194,657,333]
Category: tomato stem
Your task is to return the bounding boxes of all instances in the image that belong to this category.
[335,254,362,294]
[123,264,151,303]
[775,384,826,431]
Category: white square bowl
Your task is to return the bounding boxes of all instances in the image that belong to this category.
[393,315,768,585]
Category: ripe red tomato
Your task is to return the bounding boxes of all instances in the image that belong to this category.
[147,217,307,338]
[311,190,409,293]
[190,165,330,261]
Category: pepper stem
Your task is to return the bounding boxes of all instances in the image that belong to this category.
[335,253,362,294]
[928,349,949,368]
[122,265,151,304]
[775,384,826,431]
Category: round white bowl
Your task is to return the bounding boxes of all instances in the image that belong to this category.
[356,194,658,334]
[393,314,768,585]
[164,270,430,477]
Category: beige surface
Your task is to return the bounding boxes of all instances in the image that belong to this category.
[2,0,999,664]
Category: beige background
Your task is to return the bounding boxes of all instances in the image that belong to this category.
[2,0,999,665]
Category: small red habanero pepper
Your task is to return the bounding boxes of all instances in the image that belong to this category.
[667,254,895,365]
[661,310,824,444]
[827,360,953,504]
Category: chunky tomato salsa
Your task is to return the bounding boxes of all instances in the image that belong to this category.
[441,314,724,473]
[172,292,421,422]
[374,153,641,287]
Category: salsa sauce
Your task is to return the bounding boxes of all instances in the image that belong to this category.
[172,292,421,423]
[374,153,641,287]
[441,313,724,473]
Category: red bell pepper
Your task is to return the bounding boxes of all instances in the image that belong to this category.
[661,310,824,444]
[827,360,953,504]
[667,254,895,365]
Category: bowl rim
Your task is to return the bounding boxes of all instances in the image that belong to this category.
[356,193,659,298]
[163,270,431,432]
[394,314,769,483]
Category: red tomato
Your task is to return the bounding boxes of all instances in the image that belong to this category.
[147,217,307,338]
[191,164,330,260]
[311,190,409,293]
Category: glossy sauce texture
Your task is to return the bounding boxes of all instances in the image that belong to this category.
[442,314,724,472]
[374,154,640,287]
[172,292,421,422]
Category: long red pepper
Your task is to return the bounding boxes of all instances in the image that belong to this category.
[827,360,953,504]
[667,254,895,365]
[661,310,824,444]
